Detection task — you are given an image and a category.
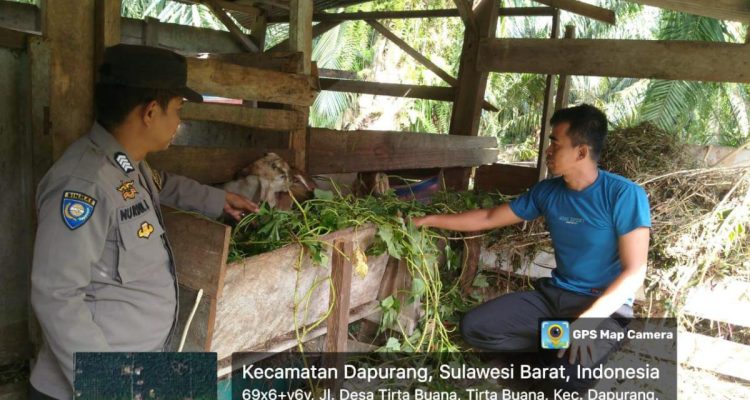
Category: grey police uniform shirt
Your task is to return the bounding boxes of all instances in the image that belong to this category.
[30,123,226,399]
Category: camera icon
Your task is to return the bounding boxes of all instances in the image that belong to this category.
[541,321,570,349]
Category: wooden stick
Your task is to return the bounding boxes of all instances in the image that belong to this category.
[204,0,260,52]
[536,9,560,182]
[533,0,615,24]
[365,19,498,112]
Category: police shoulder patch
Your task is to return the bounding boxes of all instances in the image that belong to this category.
[61,191,97,230]
[114,152,135,173]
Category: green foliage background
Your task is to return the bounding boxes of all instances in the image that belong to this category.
[113,0,750,150]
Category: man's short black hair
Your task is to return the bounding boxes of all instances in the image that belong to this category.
[550,103,608,162]
[95,83,180,132]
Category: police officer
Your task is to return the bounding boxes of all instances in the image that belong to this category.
[29,44,258,399]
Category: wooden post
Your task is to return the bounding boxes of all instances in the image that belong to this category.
[459,233,482,295]
[44,0,96,160]
[323,239,353,395]
[248,10,267,51]
[288,0,313,172]
[536,9,560,182]
[554,25,575,112]
[95,0,121,69]
[143,17,159,46]
[444,0,499,190]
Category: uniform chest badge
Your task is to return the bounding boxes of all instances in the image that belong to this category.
[114,152,135,173]
[138,221,155,239]
[61,191,97,230]
[116,180,138,201]
[152,169,163,192]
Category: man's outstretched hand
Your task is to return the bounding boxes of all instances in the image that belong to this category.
[224,191,259,221]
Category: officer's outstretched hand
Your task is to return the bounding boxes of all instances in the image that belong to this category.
[224,191,259,221]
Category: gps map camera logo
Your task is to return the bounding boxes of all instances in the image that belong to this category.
[541,321,570,349]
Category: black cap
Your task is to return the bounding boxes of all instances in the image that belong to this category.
[99,44,202,103]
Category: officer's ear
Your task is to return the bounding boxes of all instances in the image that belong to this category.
[141,100,160,126]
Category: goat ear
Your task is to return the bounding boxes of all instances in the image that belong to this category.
[237,166,253,178]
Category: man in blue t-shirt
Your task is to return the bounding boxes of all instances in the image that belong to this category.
[413,104,650,387]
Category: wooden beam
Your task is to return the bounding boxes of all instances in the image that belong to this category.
[474,163,538,194]
[554,25,575,111]
[186,57,317,106]
[266,7,557,23]
[444,0,499,190]
[625,0,750,24]
[267,20,342,53]
[679,332,750,381]
[453,0,478,35]
[308,128,499,174]
[0,26,32,50]
[319,78,455,101]
[365,19,498,112]
[534,0,615,24]
[537,10,560,181]
[180,102,305,130]
[181,0,264,16]
[319,68,358,79]
[45,0,96,160]
[205,0,260,52]
[207,51,302,72]
[477,38,750,83]
[146,146,293,184]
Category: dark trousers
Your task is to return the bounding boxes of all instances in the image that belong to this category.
[460,278,631,392]
[29,384,59,400]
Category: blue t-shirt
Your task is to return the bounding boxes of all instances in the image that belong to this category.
[509,169,651,300]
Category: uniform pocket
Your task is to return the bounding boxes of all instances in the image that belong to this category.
[116,213,169,284]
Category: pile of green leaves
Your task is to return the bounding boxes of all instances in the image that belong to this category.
[228,187,512,352]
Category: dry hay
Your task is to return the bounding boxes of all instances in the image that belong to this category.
[603,125,750,319]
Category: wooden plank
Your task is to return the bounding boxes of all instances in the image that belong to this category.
[0,26,32,50]
[474,163,537,194]
[289,0,312,74]
[162,206,230,298]
[217,301,380,377]
[683,279,750,327]
[174,285,217,352]
[453,0,478,35]
[186,57,318,106]
[444,0,499,190]
[45,0,96,159]
[554,25,575,111]
[536,10,560,181]
[679,331,750,381]
[146,146,293,184]
[319,68,357,79]
[365,19,497,112]
[320,78,456,101]
[212,226,389,360]
[266,7,557,23]
[534,0,615,24]
[625,0,750,24]
[181,102,304,130]
[308,128,498,174]
[267,20,341,53]
[94,0,121,68]
[181,0,263,17]
[477,38,750,83]
[205,0,260,52]
[325,239,354,353]
[207,51,303,72]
